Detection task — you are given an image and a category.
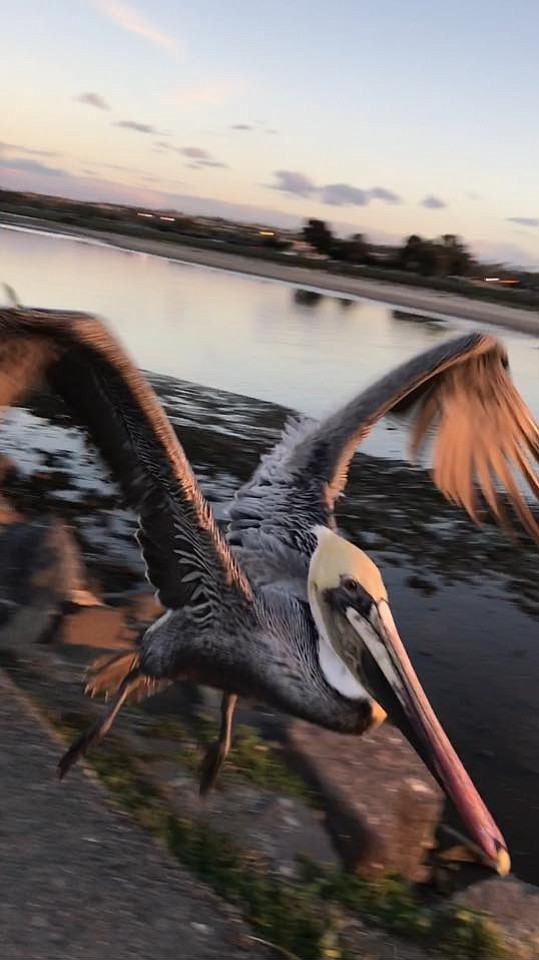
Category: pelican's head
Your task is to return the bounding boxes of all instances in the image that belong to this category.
[308,526,510,877]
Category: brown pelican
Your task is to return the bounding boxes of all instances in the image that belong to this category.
[1,303,538,877]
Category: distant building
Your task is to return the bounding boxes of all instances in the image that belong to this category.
[283,238,326,258]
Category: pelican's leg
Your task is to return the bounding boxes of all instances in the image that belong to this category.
[198,692,238,796]
[57,665,142,779]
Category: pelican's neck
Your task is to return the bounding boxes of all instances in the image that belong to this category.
[307,577,369,701]
[250,590,372,733]
[317,634,368,700]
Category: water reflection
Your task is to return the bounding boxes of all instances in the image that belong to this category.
[2,226,538,458]
[391,308,447,333]
[293,288,324,308]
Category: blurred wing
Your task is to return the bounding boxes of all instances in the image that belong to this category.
[230,332,539,570]
[0,306,253,614]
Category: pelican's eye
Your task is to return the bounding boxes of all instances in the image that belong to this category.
[339,575,373,616]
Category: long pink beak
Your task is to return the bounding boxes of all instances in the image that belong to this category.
[349,601,510,875]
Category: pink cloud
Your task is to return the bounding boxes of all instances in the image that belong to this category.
[92,0,177,52]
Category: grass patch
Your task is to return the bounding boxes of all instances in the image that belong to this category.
[54,713,340,960]
[143,714,312,802]
[298,859,508,959]
[53,711,508,960]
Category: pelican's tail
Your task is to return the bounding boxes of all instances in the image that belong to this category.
[85,651,142,699]
[85,650,170,703]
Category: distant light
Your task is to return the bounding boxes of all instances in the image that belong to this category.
[483,276,519,285]
[160,216,175,222]
[259,229,275,236]
[137,212,153,218]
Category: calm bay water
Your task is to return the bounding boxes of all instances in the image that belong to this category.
[2,224,538,461]
[1,224,539,884]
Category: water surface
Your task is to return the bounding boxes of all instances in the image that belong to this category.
[2,224,538,461]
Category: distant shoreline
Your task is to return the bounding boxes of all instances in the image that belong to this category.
[2,212,539,336]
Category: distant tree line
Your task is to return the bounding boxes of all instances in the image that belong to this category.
[397,233,474,277]
[1,188,537,290]
[302,219,475,278]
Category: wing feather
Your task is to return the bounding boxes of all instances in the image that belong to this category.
[230,332,539,577]
[0,306,252,611]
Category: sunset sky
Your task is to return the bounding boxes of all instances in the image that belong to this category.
[2,0,539,265]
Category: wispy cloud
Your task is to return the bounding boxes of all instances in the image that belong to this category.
[76,91,110,110]
[319,183,370,206]
[115,120,158,134]
[230,123,252,131]
[140,174,185,187]
[420,194,446,209]
[99,161,141,172]
[153,143,227,169]
[0,141,59,158]
[181,146,227,169]
[194,159,227,168]
[181,147,209,160]
[370,186,401,204]
[97,160,163,177]
[269,170,402,207]
[271,170,316,198]
[507,216,539,227]
[0,156,69,177]
[92,0,176,51]
[75,160,186,189]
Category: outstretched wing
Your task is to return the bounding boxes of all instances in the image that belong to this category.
[229,332,539,577]
[0,306,252,615]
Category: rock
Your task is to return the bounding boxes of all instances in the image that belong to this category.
[0,506,166,656]
[146,759,339,875]
[0,513,108,651]
[58,606,134,650]
[287,720,442,881]
[58,589,164,651]
[0,518,63,647]
[456,876,539,957]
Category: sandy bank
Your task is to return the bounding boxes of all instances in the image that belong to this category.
[2,213,539,336]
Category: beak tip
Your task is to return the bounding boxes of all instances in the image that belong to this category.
[496,846,511,877]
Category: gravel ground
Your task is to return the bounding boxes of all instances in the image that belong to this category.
[0,669,265,960]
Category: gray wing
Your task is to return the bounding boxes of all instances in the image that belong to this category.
[229,332,539,585]
[0,306,252,615]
